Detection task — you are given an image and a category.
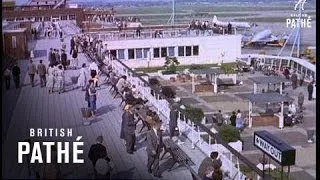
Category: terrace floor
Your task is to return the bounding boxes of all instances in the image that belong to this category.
[2,21,208,179]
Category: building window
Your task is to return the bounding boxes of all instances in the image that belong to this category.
[136,48,143,59]
[61,16,67,20]
[128,49,135,59]
[6,18,14,22]
[161,47,167,58]
[69,15,76,20]
[44,16,51,21]
[178,46,184,56]
[186,46,192,56]
[110,50,117,58]
[193,46,199,56]
[12,36,17,49]
[168,47,175,56]
[35,17,42,22]
[153,48,160,58]
[118,49,124,60]
[143,48,150,59]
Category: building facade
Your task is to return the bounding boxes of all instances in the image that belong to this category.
[105,34,242,68]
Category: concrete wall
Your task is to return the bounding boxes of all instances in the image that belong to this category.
[105,34,242,68]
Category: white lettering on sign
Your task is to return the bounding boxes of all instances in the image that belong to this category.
[254,135,282,163]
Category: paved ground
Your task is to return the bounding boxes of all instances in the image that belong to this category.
[1,21,206,179]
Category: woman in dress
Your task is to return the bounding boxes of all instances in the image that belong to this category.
[78,63,87,91]
[88,79,97,116]
[47,64,55,94]
[55,65,65,94]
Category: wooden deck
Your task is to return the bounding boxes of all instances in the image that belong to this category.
[2,21,206,179]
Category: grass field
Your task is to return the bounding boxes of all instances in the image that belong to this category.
[115,4,298,15]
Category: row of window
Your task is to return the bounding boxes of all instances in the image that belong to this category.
[6,15,76,22]
[109,46,199,60]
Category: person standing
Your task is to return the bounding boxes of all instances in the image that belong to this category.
[169,103,179,138]
[216,110,223,126]
[88,79,97,116]
[88,136,111,179]
[298,92,304,111]
[28,60,37,87]
[78,63,87,91]
[55,49,61,64]
[12,63,21,89]
[124,105,138,154]
[71,47,78,69]
[229,111,236,127]
[307,82,313,101]
[3,68,11,90]
[48,48,54,66]
[70,36,75,55]
[47,64,55,94]
[120,104,131,142]
[55,65,64,94]
[60,50,67,70]
[146,122,163,178]
[291,72,298,90]
[37,60,47,87]
[299,72,305,86]
[312,83,316,100]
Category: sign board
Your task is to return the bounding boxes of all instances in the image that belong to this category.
[254,130,296,166]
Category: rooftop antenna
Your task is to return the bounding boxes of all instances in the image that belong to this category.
[167,0,175,25]
[278,0,303,57]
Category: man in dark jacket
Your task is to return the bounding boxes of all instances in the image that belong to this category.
[307,82,313,101]
[124,106,138,154]
[169,103,179,138]
[198,151,222,179]
[60,50,67,70]
[88,136,110,177]
[12,63,21,89]
[146,122,163,177]
[229,111,236,127]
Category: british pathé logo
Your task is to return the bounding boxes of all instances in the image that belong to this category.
[286,0,312,28]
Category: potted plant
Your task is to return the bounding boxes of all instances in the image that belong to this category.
[161,86,176,99]
[185,106,204,123]
[220,64,236,74]
[218,124,240,143]
[163,56,180,74]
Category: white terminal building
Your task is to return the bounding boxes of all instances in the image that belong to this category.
[97,30,241,68]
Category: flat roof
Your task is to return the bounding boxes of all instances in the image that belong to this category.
[3,28,27,33]
[244,92,294,103]
[248,76,290,84]
[189,68,224,75]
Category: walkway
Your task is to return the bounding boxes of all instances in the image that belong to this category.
[2,21,204,179]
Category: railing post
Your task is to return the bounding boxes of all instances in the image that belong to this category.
[191,121,195,149]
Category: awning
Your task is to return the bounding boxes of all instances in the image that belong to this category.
[243,93,294,103]
[248,76,290,84]
[189,68,224,75]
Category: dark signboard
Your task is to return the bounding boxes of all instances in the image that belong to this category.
[254,130,296,166]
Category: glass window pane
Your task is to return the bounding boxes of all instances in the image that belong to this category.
[178,46,184,56]
[186,46,192,56]
[193,46,199,56]
[118,49,124,60]
[136,48,143,59]
[161,47,167,57]
[168,47,175,56]
[128,49,135,59]
[154,48,160,58]
[143,48,150,59]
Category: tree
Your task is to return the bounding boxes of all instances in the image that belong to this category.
[185,106,204,123]
[161,86,176,99]
[218,125,240,142]
[163,56,180,74]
